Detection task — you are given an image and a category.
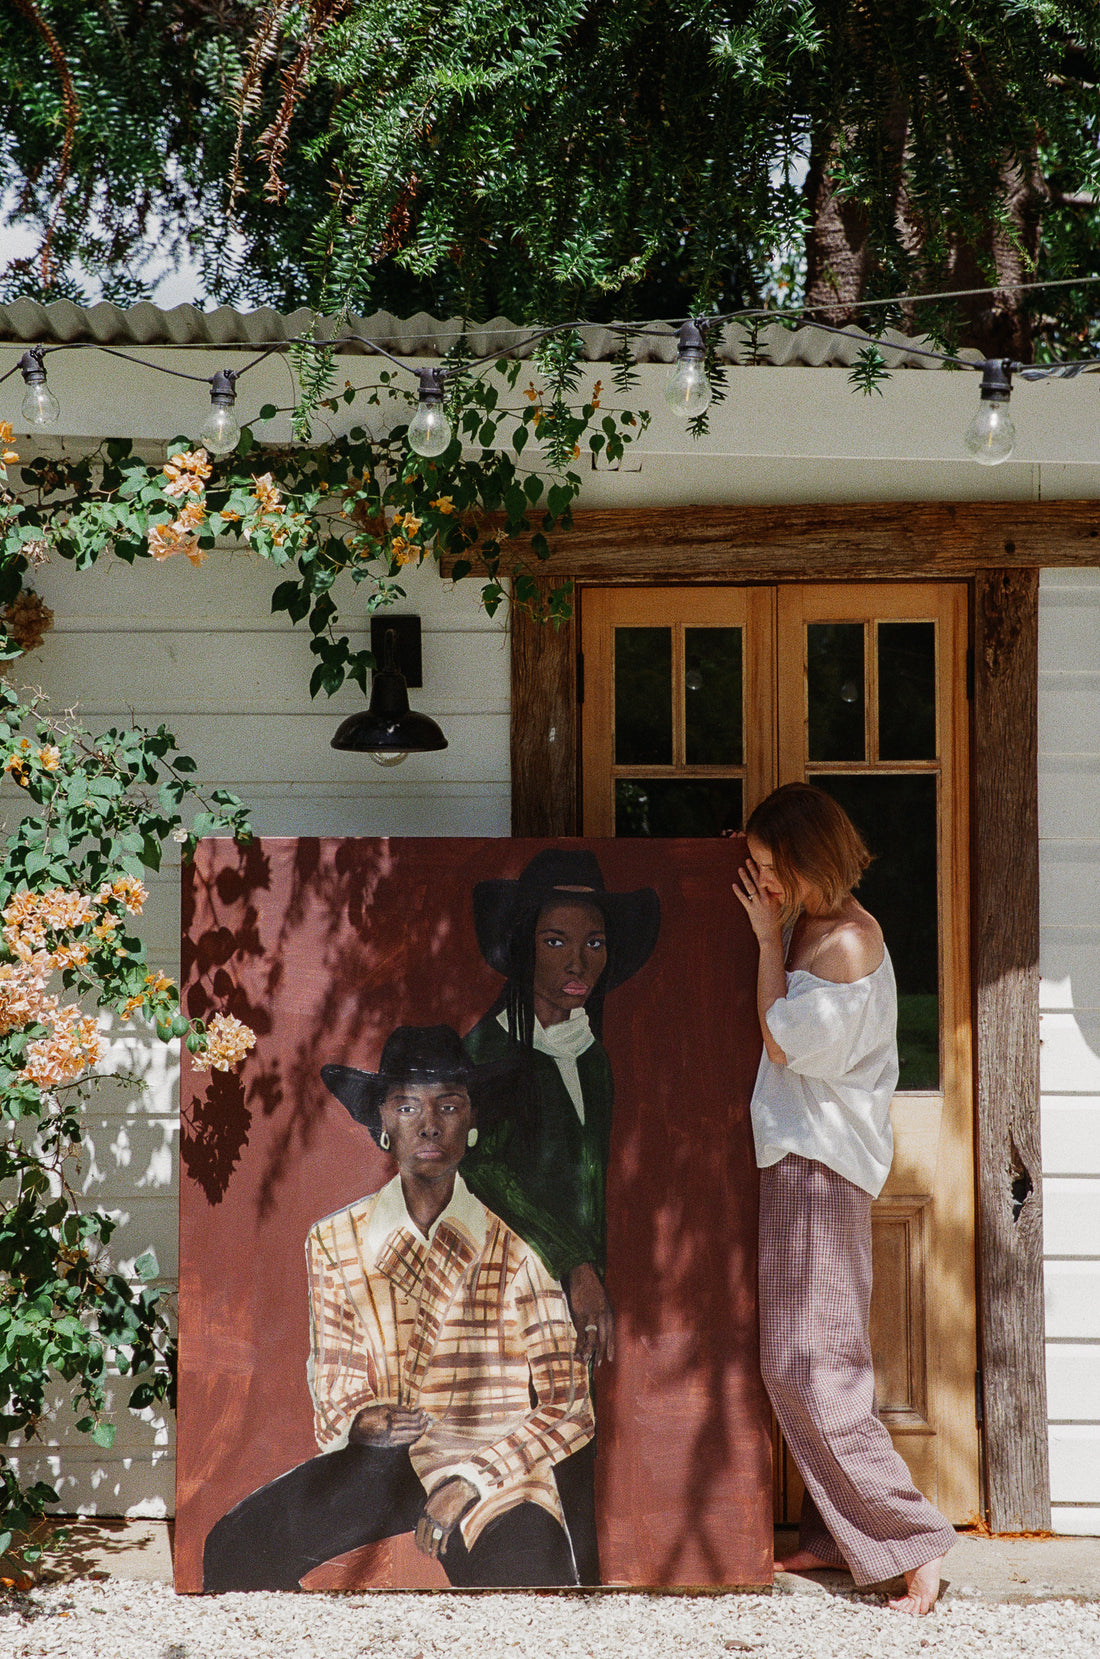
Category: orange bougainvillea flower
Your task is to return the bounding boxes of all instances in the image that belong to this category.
[191,1011,257,1073]
[389,537,419,567]
[21,1006,106,1088]
[149,502,207,566]
[0,960,55,1037]
[163,449,212,499]
[96,875,148,914]
[251,472,284,514]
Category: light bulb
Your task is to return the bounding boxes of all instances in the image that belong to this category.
[368,749,408,768]
[664,320,711,420]
[407,371,451,458]
[21,378,60,427]
[964,400,1016,466]
[200,369,241,456]
[18,349,59,427]
[964,358,1016,466]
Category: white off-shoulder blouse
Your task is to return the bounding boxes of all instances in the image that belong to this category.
[750,951,900,1198]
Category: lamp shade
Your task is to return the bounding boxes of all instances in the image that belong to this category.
[330,636,448,757]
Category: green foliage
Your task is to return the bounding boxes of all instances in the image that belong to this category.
[0,0,333,309]
[1,363,646,693]
[4,3,1099,349]
[848,344,890,397]
[0,678,254,1547]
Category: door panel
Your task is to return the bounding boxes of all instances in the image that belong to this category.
[581,581,979,1523]
[581,588,775,836]
[777,583,976,1521]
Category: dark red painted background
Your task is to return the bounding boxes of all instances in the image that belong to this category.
[176,837,771,1592]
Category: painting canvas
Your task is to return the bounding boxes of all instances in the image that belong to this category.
[175,837,771,1592]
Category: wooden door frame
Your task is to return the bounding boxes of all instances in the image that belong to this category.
[504,497,1083,1532]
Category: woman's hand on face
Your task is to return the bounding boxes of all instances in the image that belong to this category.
[568,1262,614,1367]
[415,1477,479,1560]
[733,857,784,943]
[348,1403,430,1447]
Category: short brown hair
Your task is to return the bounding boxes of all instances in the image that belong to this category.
[745,783,871,920]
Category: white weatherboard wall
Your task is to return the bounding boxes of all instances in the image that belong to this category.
[4,347,1100,1527]
[1039,567,1100,1538]
[6,540,509,1516]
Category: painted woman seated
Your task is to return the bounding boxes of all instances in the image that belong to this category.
[202,1024,596,1592]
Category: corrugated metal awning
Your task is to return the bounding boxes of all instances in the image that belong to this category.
[0,296,963,369]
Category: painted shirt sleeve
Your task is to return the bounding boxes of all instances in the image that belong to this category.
[306,1219,380,1450]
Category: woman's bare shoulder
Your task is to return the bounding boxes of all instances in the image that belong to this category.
[811,908,884,985]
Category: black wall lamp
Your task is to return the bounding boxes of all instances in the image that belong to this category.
[330,615,448,766]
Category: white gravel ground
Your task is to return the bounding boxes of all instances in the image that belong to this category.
[1,1581,1098,1659]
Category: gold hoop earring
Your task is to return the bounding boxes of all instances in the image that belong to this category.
[379,1130,390,1151]
[466,1127,478,1148]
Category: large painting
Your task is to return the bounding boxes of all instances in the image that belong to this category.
[175,838,771,1592]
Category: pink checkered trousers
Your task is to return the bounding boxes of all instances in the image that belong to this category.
[758,1154,956,1586]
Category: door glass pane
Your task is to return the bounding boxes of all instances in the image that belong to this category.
[811,774,940,1090]
[808,624,865,761]
[878,622,936,760]
[616,779,743,838]
[615,628,672,764]
[685,628,743,765]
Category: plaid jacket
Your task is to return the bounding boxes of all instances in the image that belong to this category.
[306,1175,594,1547]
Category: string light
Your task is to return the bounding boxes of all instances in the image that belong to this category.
[964,359,1016,466]
[664,321,711,419]
[406,369,452,458]
[200,369,242,456]
[3,278,1098,466]
[18,348,60,427]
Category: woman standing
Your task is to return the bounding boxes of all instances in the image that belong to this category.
[734,783,955,1616]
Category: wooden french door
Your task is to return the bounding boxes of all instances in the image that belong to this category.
[580,582,979,1522]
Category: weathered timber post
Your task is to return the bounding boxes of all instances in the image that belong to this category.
[972,566,1050,1532]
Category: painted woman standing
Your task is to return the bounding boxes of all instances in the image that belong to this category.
[462,848,660,1369]
[734,783,955,1616]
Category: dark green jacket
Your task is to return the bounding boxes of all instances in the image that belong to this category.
[461,1011,613,1283]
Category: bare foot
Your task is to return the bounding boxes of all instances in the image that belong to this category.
[774,1549,837,1573]
[886,1555,944,1615]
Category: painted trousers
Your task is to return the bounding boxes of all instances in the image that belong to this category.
[758,1154,957,1587]
[202,1438,598,1593]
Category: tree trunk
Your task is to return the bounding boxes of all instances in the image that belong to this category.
[804,108,1047,363]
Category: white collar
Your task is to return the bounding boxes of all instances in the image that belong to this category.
[496,1006,594,1122]
[365,1171,488,1257]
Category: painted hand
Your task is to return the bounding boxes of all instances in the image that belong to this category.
[348,1403,431,1447]
[415,1477,479,1560]
[568,1261,615,1366]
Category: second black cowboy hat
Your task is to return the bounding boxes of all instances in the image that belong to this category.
[321,1023,521,1147]
[472,847,660,990]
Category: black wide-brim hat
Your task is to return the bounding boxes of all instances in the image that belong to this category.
[321,1022,521,1147]
[472,847,660,991]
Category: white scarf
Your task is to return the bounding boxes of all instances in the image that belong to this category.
[496,1006,595,1123]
